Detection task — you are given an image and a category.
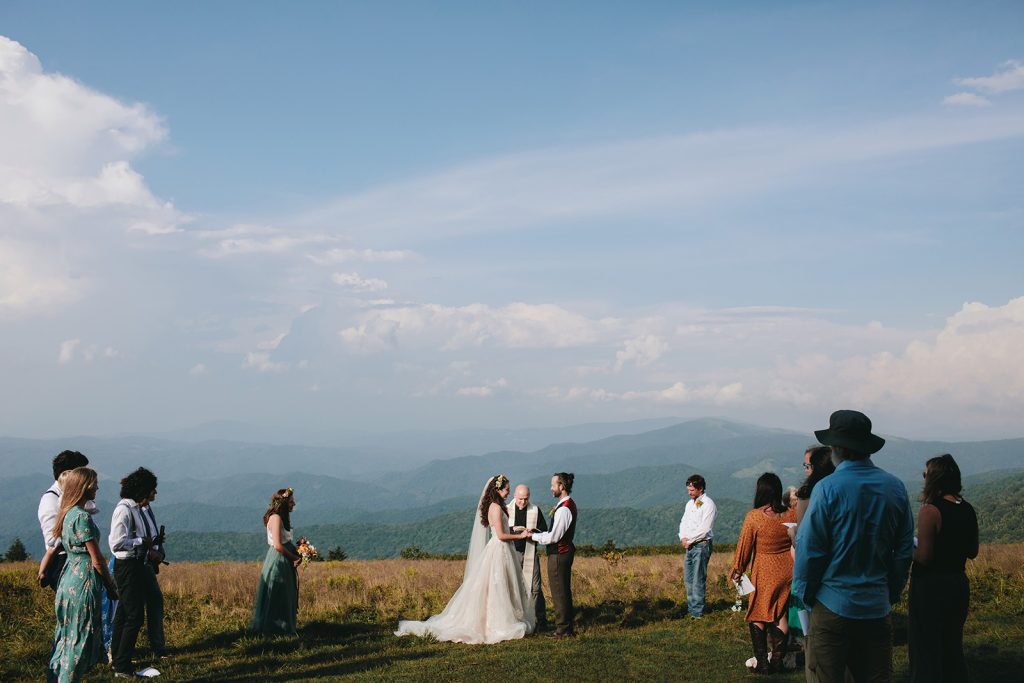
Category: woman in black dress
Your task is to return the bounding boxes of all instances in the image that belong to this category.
[908,453,979,682]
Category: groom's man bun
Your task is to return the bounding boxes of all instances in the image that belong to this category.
[555,472,574,493]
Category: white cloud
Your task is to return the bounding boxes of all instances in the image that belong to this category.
[308,248,416,265]
[295,111,1024,244]
[339,302,619,352]
[0,239,82,318]
[58,339,80,364]
[943,92,992,108]
[199,226,336,258]
[332,272,389,292]
[954,60,1024,95]
[189,363,208,376]
[615,334,669,371]
[456,378,508,398]
[242,352,289,373]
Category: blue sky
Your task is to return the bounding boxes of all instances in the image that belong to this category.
[1,2,1023,440]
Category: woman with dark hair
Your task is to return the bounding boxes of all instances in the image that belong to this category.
[795,446,834,525]
[251,488,301,636]
[731,472,797,674]
[396,474,535,643]
[49,467,119,682]
[908,454,978,682]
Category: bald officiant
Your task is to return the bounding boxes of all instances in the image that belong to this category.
[508,484,549,631]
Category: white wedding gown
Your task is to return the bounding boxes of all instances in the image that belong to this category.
[395,501,536,644]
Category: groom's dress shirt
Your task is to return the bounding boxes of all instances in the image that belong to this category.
[109,498,147,560]
[37,481,63,551]
[678,493,716,544]
[531,496,573,547]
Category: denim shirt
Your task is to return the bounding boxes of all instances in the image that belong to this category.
[793,458,914,620]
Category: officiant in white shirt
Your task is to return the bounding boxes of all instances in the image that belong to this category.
[507,485,549,631]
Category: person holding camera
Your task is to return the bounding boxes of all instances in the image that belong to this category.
[108,467,160,678]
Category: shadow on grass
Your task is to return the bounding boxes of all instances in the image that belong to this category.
[575,596,737,631]
[182,620,441,682]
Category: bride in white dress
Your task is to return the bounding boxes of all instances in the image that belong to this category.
[395,474,537,644]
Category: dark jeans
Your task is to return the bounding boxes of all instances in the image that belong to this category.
[111,558,151,673]
[546,551,575,635]
[684,540,712,617]
[908,572,970,683]
[142,563,165,652]
[806,602,892,683]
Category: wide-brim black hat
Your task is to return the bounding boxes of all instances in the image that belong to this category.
[815,409,885,455]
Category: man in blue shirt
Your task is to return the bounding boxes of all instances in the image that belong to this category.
[793,410,914,683]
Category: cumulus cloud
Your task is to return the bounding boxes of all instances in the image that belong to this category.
[615,334,669,371]
[242,352,289,373]
[954,60,1024,95]
[58,339,80,364]
[339,302,619,352]
[943,92,992,108]
[332,272,389,292]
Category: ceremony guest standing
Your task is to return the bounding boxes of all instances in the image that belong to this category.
[531,472,577,638]
[251,487,301,636]
[109,467,160,678]
[731,473,796,673]
[908,454,978,682]
[678,474,717,618]
[794,410,914,683]
[37,450,90,591]
[139,490,168,658]
[507,484,549,631]
[49,467,119,683]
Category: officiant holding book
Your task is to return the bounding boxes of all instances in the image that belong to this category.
[508,485,549,632]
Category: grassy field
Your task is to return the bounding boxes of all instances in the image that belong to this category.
[2,546,1022,682]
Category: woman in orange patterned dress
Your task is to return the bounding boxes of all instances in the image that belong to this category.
[731,472,797,674]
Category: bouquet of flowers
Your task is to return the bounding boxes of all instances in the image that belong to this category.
[296,537,320,567]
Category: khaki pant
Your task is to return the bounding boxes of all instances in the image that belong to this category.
[513,548,547,627]
[806,602,892,683]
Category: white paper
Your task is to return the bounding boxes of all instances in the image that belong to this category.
[735,574,755,595]
[136,667,161,678]
[797,609,810,635]
[782,522,797,528]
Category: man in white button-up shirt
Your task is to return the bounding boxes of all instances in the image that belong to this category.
[37,450,91,590]
[678,474,717,618]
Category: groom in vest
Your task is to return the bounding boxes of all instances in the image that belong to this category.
[507,484,549,631]
[531,472,577,638]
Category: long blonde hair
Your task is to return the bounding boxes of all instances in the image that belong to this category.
[52,467,98,540]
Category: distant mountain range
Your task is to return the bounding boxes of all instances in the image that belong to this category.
[2,417,1022,559]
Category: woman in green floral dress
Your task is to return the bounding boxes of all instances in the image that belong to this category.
[49,467,119,682]
[251,487,301,636]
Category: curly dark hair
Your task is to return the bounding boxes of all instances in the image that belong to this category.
[119,467,158,502]
[796,446,835,500]
[52,450,89,480]
[263,488,294,530]
[753,472,787,513]
[478,475,510,527]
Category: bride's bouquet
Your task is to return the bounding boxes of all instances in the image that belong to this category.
[296,537,320,567]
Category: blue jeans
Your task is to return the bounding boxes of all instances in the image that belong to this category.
[684,540,712,617]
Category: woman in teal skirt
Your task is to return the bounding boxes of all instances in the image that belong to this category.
[50,467,119,682]
[250,487,301,636]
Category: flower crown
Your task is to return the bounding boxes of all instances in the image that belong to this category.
[272,487,293,504]
[493,474,509,490]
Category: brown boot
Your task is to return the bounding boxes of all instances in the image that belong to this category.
[747,623,770,674]
[767,625,790,673]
